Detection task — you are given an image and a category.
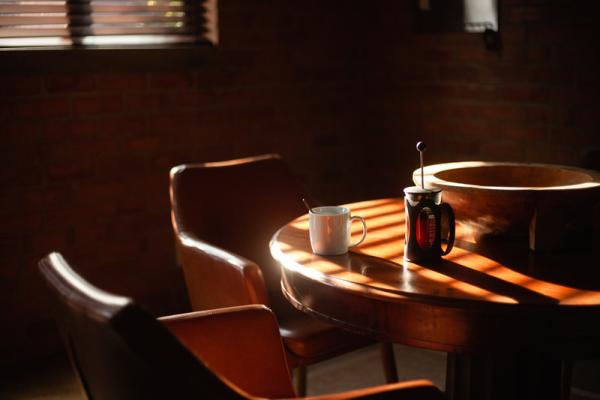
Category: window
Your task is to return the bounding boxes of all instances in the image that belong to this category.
[0,0,217,48]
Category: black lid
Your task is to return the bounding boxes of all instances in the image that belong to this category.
[403,186,441,195]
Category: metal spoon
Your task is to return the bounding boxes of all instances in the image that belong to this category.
[302,198,312,213]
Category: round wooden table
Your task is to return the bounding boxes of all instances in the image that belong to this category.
[270,198,600,400]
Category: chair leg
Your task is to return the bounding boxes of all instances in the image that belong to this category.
[561,359,572,400]
[380,342,398,383]
[294,366,307,396]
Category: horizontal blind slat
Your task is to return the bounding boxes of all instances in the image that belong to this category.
[0,1,201,13]
[0,24,205,37]
[0,13,204,25]
[0,6,199,13]
[0,34,202,47]
[0,0,213,47]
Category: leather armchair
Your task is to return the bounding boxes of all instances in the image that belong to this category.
[39,252,444,400]
[170,154,398,394]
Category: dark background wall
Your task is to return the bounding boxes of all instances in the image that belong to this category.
[1,0,599,363]
[360,0,600,197]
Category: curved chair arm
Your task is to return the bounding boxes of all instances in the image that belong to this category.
[160,305,296,399]
[305,380,444,400]
[176,232,270,310]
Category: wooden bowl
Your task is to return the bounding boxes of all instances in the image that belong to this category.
[412,162,600,246]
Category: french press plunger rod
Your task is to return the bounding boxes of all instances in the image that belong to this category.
[417,141,426,188]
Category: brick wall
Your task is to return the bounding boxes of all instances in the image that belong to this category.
[1,0,599,363]
[360,0,600,197]
[0,1,370,363]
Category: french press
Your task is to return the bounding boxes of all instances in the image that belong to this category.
[404,142,455,263]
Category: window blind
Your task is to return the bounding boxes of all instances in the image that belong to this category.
[0,0,217,48]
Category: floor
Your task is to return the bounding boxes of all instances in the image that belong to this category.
[1,344,599,399]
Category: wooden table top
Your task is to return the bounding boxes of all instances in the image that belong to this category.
[271,198,600,309]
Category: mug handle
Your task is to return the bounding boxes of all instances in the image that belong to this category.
[349,216,368,248]
[440,203,455,255]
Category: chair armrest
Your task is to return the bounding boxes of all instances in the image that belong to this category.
[305,379,444,400]
[176,232,269,310]
[160,304,296,399]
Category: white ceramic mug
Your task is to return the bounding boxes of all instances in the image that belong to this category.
[309,206,367,255]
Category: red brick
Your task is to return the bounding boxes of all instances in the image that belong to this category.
[28,230,71,257]
[437,137,481,156]
[480,140,526,161]
[0,235,22,255]
[3,213,43,235]
[39,98,71,119]
[44,74,96,94]
[96,116,146,137]
[41,142,94,179]
[505,5,547,23]
[497,85,548,103]
[13,97,71,119]
[576,67,599,86]
[439,65,479,82]
[524,143,580,165]
[415,32,481,47]
[73,94,123,116]
[501,46,552,64]
[0,76,42,97]
[421,117,502,140]
[0,151,41,187]
[41,119,71,142]
[42,141,85,163]
[149,72,195,90]
[46,162,92,181]
[498,124,547,142]
[550,86,582,104]
[160,90,214,110]
[129,136,161,154]
[530,67,575,85]
[86,138,126,159]
[42,207,112,232]
[94,155,152,180]
[12,99,38,119]
[549,126,598,147]
[95,73,148,92]
[498,27,527,43]
[421,101,480,120]
[0,190,23,216]
[474,66,525,84]
[72,182,122,209]
[0,99,9,121]
[123,93,162,113]
[478,104,550,124]
[422,46,492,64]
[24,186,73,212]
[527,26,577,45]
[550,107,573,125]
[3,121,40,145]
[147,112,198,136]
[42,118,99,141]
[0,254,20,280]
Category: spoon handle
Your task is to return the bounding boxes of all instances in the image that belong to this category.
[302,198,312,213]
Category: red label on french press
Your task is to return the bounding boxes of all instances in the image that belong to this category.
[416,207,435,249]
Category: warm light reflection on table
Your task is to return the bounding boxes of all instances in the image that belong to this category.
[276,198,600,306]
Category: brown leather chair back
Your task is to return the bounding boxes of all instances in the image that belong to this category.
[170,154,310,314]
[39,255,445,400]
[38,252,243,400]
